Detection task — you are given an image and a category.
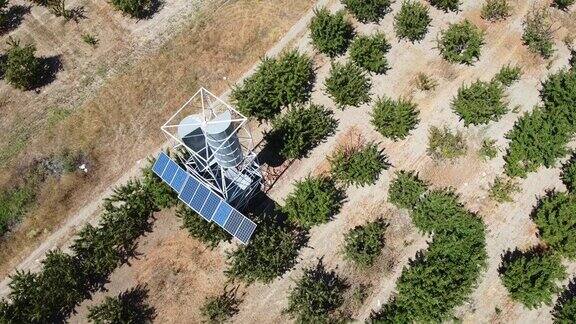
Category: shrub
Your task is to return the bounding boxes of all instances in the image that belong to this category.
[371,97,419,140]
[176,203,231,249]
[342,0,391,23]
[489,176,520,203]
[0,184,35,236]
[452,80,508,126]
[283,176,344,229]
[0,0,8,27]
[349,33,391,74]
[142,157,178,209]
[553,0,575,10]
[87,286,155,324]
[309,8,354,57]
[394,1,432,42]
[428,0,460,12]
[284,259,347,323]
[499,248,566,309]
[387,170,428,210]
[532,192,576,259]
[481,0,512,22]
[225,219,308,284]
[553,280,576,323]
[324,61,372,109]
[479,138,499,160]
[412,189,463,232]
[342,218,387,268]
[110,0,154,18]
[414,72,438,91]
[540,69,576,113]
[561,153,576,192]
[2,38,42,90]
[522,7,555,58]
[437,20,485,65]
[330,142,389,187]
[200,287,241,324]
[427,126,467,160]
[265,104,337,160]
[232,51,314,121]
[494,64,522,86]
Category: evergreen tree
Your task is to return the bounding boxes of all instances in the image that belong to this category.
[428,0,460,12]
[342,0,391,23]
[342,218,387,268]
[388,170,428,210]
[437,20,484,65]
[87,286,155,324]
[324,61,372,109]
[349,33,391,74]
[329,142,388,187]
[176,203,231,249]
[309,8,354,58]
[532,192,576,259]
[371,97,419,140]
[452,80,508,126]
[2,38,42,90]
[394,1,432,42]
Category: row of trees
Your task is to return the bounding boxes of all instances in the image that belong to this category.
[371,171,487,321]
[0,158,176,322]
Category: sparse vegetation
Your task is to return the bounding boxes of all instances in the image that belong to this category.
[394,1,432,42]
[309,8,354,58]
[177,203,231,249]
[428,0,460,12]
[494,64,522,86]
[2,38,43,90]
[330,142,389,187]
[489,176,520,203]
[499,248,566,309]
[82,33,98,47]
[342,0,391,23]
[481,0,512,22]
[479,138,499,160]
[200,287,242,324]
[342,218,387,268]
[427,126,467,160]
[452,80,508,126]
[265,104,337,160]
[388,170,428,210]
[232,51,315,121]
[284,259,347,323]
[110,0,154,19]
[349,33,391,74]
[414,72,438,91]
[437,20,484,65]
[522,6,555,59]
[324,61,372,109]
[532,192,576,259]
[87,286,155,324]
[561,153,576,192]
[283,176,344,229]
[371,97,420,141]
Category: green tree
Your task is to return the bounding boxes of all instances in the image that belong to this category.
[553,280,576,323]
[283,176,344,229]
[232,51,315,121]
[176,203,231,249]
[561,153,576,192]
[87,286,155,324]
[200,286,242,324]
[428,0,460,12]
[452,80,508,126]
[522,6,555,58]
[284,259,347,323]
[265,104,337,160]
[427,126,467,160]
[329,142,389,187]
[342,0,391,23]
[388,170,428,210]
[532,192,576,259]
[540,69,576,114]
[437,20,485,65]
[110,0,154,18]
[0,0,9,28]
[494,64,522,86]
[371,97,419,140]
[481,0,512,22]
[499,248,566,309]
[2,38,42,90]
[394,0,432,42]
[309,8,354,57]
[553,0,575,11]
[349,33,391,74]
[324,61,372,109]
[226,218,308,284]
[141,157,178,209]
[342,218,387,268]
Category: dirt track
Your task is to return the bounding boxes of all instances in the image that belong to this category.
[4,0,576,323]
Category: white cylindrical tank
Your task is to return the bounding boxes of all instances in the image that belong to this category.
[178,115,210,169]
[205,111,244,168]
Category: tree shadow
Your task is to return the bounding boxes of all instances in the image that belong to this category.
[116,284,156,322]
[256,140,287,168]
[0,5,31,35]
[34,55,62,90]
[554,278,576,316]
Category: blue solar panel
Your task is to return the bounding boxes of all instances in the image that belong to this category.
[213,202,232,227]
[224,210,243,234]
[179,177,199,205]
[152,152,170,176]
[200,193,221,220]
[190,186,209,215]
[171,168,188,193]
[235,218,257,244]
[161,160,178,183]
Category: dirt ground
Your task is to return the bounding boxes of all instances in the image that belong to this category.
[4,0,576,323]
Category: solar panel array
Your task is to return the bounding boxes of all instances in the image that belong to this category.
[152,152,256,244]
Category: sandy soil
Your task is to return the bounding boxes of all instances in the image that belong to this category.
[4,0,576,323]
